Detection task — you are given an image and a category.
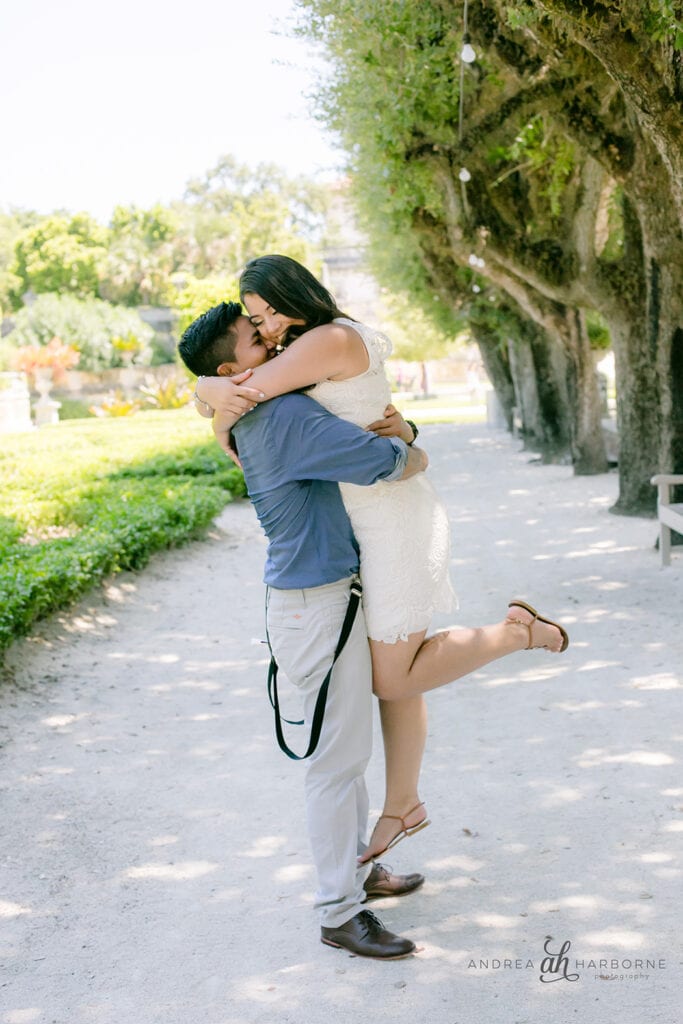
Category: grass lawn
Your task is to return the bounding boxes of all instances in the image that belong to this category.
[0,390,489,652]
[0,409,245,652]
[396,387,488,425]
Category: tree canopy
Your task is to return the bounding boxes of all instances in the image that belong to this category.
[2,156,328,315]
[295,0,683,513]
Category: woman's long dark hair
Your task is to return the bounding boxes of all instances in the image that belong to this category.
[239,254,349,344]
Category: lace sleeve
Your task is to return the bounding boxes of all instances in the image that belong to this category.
[373,329,393,362]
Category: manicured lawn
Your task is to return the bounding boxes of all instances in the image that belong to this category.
[396,387,488,424]
[0,409,245,651]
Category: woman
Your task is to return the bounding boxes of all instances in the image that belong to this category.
[196,255,568,861]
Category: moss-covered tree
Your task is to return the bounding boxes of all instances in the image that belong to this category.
[297,0,683,511]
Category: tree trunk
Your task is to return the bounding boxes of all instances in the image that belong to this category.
[469,321,515,430]
[606,141,683,514]
[671,328,683,500]
[550,305,609,476]
[482,288,607,472]
[419,361,430,397]
[608,298,683,516]
[506,313,573,460]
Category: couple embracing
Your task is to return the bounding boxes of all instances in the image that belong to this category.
[179,254,568,960]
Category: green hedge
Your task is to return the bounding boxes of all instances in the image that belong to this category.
[0,409,247,651]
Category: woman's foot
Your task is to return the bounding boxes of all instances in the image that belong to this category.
[505,600,569,653]
[358,801,430,864]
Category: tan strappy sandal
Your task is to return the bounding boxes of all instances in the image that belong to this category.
[508,599,569,653]
[368,801,431,861]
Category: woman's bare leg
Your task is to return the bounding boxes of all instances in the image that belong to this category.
[360,604,566,860]
[360,694,429,863]
[371,603,566,702]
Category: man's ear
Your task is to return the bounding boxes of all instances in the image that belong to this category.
[216,362,234,377]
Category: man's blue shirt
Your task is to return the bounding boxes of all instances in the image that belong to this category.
[233,392,407,589]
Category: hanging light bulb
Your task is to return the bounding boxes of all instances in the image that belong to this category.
[459,167,471,182]
[461,36,476,63]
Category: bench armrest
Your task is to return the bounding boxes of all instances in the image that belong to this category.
[651,474,683,485]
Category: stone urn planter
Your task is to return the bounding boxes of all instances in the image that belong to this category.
[0,371,33,433]
[33,368,61,426]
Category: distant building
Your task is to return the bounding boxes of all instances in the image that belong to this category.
[321,184,382,324]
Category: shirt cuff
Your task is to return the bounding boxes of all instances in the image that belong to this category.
[382,438,409,481]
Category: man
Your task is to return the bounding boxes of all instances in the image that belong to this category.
[179,302,427,960]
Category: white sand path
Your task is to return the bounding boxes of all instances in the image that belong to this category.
[1,424,681,1024]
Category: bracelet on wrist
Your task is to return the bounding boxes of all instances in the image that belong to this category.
[193,376,214,415]
[405,419,419,445]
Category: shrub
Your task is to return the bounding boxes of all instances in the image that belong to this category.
[171,274,239,336]
[7,293,154,371]
[0,409,246,651]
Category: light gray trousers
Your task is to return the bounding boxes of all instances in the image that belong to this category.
[266,576,373,928]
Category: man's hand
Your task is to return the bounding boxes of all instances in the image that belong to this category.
[220,430,242,468]
[399,444,428,480]
[366,403,416,444]
[195,370,265,427]
[211,415,241,460]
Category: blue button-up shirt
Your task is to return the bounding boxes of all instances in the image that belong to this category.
[234,393,408,589]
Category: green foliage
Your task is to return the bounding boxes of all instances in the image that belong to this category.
[0,410,246,651]
[3,155,327,321]
[378,291,463,362]
[175,154,328,279]
[646,0,683,46]
[504,5,540,30]
[172,274,240,336]
[10,213,108,305]
[492,115,575,220]
[58,398,93,420]
[294,0,628,317]
[0,210,38,312]
[296,2,498,325]
[503,0,683,45]
[3,156,328,355]
[586,310,611,350]
[7,293,154,371]
[100,204,180,307]
[0,335,19,371]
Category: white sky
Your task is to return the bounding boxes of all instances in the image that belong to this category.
[0,0,342,223]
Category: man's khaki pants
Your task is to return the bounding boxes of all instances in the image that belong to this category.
[266,576,373,928]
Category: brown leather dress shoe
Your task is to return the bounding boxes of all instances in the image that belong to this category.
[363,862,425,900]
[321,909,415,959]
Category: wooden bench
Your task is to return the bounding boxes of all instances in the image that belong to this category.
[651,474,683,566]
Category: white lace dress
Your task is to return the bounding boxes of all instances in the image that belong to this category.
[308,318,456,643]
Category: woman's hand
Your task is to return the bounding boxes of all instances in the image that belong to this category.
[366,403,416,444]
[195,370,266,423]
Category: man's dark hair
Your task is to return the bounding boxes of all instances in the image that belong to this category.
[178,301,243,377]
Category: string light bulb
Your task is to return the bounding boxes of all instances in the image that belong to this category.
[461,37,476,63]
